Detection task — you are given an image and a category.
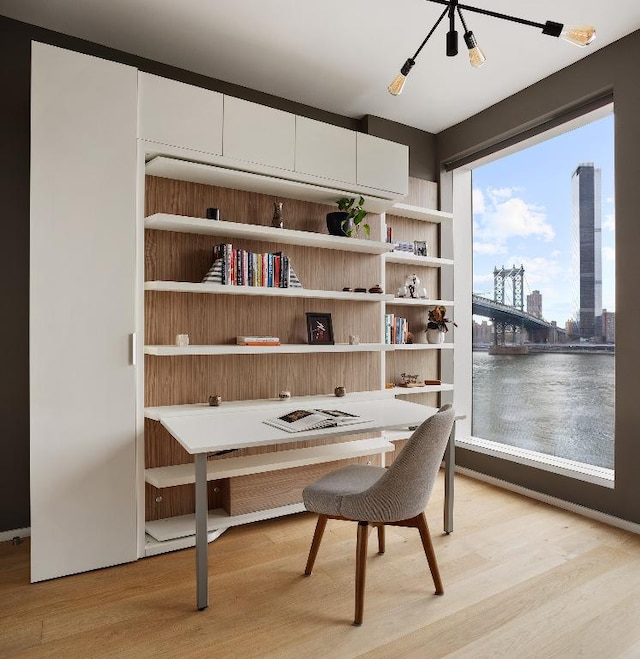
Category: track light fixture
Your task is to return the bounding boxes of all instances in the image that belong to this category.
[388,0,596,95]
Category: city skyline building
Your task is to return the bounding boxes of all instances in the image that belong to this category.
[571,163,603,340]
[527,289,543,319]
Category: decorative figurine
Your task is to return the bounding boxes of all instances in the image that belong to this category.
[348,335,360,345]
[272,201,284,228]
[279,390,291,399]
[208,394,222,407]
[334,385,346,397]
[404,273,420,299]
[175,333,189,346]
[368,284,383,294]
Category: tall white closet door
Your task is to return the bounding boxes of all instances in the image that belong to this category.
[30,43,138,581]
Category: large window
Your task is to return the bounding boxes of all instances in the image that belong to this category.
[471,112,615,471]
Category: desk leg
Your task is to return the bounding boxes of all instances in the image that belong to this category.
[443,422,456,534]
[195,453,208,611]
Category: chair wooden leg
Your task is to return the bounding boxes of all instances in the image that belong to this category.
[305,514,328,576]
[377,524,385,554]
[354,521,369,625]
[416,513,444,595]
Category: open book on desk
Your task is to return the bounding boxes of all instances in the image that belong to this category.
[263,408,371,433]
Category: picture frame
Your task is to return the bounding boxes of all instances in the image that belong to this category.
[306,312,334,345]
[413,240,428,257]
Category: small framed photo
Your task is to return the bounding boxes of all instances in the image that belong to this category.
[413,240,428,257]
[306,312,334,345]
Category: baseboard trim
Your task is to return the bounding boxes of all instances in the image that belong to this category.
[0,527,31,544]
[457,467,640,535]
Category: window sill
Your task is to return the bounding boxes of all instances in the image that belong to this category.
[458,436,615,489]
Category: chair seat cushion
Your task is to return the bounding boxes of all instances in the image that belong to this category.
[302,464,386,518]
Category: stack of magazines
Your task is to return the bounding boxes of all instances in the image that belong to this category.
[263,409,370,433]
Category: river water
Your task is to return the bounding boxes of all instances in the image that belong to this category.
[472,351,615,469]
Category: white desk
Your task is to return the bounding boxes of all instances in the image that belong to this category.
[156,396,452,611]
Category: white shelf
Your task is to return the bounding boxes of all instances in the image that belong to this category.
[388,343,454,351]
[145,155,397,213]
[386,297,455,307]
[144,343,391,356]
[385,252,453,267]
[145,503,307,543]
[144,280,393,301]
[145,213,393,255]
[383,430,413,442]
[390,384,454,396]
[388,203,453,223]
[145,437,394,488]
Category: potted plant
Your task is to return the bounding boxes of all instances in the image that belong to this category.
[426,305,457,344]
[326,196,370,238]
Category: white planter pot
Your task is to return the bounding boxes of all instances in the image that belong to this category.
[426,328,445,344]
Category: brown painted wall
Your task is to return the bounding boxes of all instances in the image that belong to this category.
[0,14,436,533]
[437,30,640,524]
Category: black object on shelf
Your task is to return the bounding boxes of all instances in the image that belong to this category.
[206,208,220,220]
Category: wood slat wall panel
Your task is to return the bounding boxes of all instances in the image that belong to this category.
[144,291,380,346]
[406,177,438,208]
[385,350,439,387]
[144,480,228,521]
[386,215,439,252]
[385,263,439,302]
[228,455,383,516]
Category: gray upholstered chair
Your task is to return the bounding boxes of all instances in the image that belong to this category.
[302,404,455,625]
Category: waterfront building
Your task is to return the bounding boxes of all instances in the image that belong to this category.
[572,163,603,340]
[527,289,543,318]
[602,308,616,343]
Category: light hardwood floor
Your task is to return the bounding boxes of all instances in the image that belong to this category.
[3,473,640,658]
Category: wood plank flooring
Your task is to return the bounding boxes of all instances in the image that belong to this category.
[2,473,640,658]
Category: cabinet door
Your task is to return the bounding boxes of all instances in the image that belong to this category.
[357,133,409,196]
[295,116,357,184]
[223,96,295,170]
[139,72,223,155]
[30,43,138,581]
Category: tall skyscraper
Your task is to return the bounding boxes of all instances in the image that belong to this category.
[572,163,602,340]
[526,289,542,318]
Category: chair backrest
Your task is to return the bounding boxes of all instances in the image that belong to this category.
[339,405,455,523]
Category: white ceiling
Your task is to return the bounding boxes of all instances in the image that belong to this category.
[2,0,640,133]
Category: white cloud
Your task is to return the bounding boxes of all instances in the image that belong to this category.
[603,213,615,232]
[603,246,615,262]
[472,188,485,215]
[474,241,507,255]
[474,187,555,250]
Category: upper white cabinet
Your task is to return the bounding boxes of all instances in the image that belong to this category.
[223,96,295,171]
[138,73,223,155]
[295,116,356,184]
[357,133,409,196]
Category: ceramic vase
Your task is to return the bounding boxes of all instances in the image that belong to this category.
[426,328,445,344]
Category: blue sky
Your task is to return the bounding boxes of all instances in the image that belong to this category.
[472,113,615,326]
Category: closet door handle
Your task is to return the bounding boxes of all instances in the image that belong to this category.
[130,332,137,366]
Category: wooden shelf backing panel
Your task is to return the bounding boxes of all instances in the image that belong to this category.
[405,178,438,209]
[385,262,439,302]
[385,215,439,251]
[386,350,439,391]
[144,281,393,302]
[145,437,394,488]
[144,480,228,522]
[228,455,383,516]
[144,176,388,254]
[145,502,306,543]
[145,228,383,301]
[144,352,381,407]
[145,289,380,346]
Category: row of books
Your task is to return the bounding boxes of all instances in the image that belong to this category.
[384,314,410,344]
[202,243,301,288]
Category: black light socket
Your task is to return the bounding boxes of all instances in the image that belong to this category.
[463,31,478,50]
[446,30,459,56]
[400,58,415,76]
[542,20,563,37]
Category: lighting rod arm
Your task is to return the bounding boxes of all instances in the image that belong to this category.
[424,0,549,31]
[410,6,449,61]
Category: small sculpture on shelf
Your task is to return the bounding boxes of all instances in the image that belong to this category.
[272,201,284,229]
[279,390,291,400]
[398,373,422,388]
[334,385,346,397]
[208,394,222,407]
[405,273,420,299]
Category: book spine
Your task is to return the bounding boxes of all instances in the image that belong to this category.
[274,254,281,288]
